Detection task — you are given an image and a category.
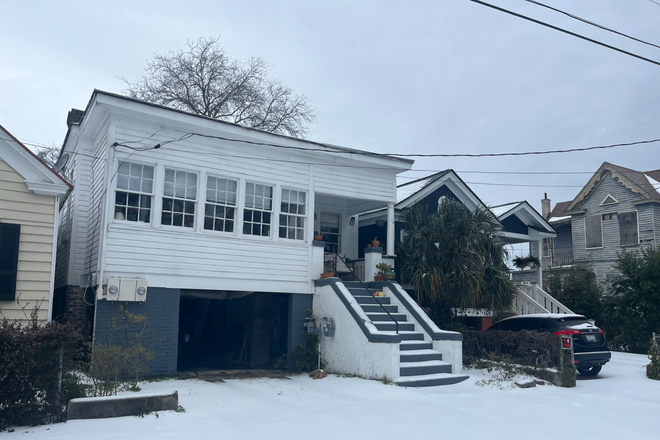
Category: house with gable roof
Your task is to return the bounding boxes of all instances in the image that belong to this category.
[531,162,660,285]
[0,124,71,323]
[53,90,472,386]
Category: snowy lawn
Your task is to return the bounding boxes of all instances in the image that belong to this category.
[8,352,658,439]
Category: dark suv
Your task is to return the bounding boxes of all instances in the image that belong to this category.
[488,314,611,376]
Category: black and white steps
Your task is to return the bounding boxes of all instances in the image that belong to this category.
[344,283,469,387]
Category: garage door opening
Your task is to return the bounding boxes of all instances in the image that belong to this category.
[177,292,289,371]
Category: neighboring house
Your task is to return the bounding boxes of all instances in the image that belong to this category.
[54,90,466,386]
[358,170,568,323]
[0,124,71,323]
[534,162,660,285]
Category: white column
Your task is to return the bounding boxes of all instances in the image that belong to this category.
[364,248,383,282]
[386,202,395,256]
[537,239,543,289]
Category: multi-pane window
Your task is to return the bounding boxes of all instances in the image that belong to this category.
[320,213,340,253]
[243,182,273,236]
[279,189,306,240]
[161,168,197,228]
[204,176,237,232]
[114,162,154,223]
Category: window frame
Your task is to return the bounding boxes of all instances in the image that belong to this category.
[584,214,603,249]
[242,181,274,238]
[203,174,239,234]
[618,210,639,247]
[279,188,307,241]
[113,160,155,224]
[0,223,20,302]
[160,167,199,229]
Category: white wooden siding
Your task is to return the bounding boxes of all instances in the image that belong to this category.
[85,126,109,283]
[0,159,56,322]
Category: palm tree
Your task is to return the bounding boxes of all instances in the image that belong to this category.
[397,199,516,321]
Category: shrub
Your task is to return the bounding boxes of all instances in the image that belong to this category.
[463,330,562,368]
[88,306,155,396]
[0,314,86,430]
[287,334,321,373]
[648,343,660,380]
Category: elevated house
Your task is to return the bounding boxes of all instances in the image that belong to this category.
[530,162,660,286]
[0,124,71,323]
[357,171,571,324]
[54,90,467,386]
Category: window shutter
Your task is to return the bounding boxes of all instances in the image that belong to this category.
[618,212,638,246]
[0,223,20,301]
[585,215,603,248]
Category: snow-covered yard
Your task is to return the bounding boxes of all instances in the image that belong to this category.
[8,352,658,439]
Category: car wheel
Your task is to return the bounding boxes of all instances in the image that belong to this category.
[577,365,602,376]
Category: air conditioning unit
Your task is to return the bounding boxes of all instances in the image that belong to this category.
[106,278,148,302]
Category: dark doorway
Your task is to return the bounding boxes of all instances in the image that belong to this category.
[177,292,289,371]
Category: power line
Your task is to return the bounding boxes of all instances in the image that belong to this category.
[468,0,660,66]
[647,0,660,7]
[524,0,660,50]
[388,138,660,157]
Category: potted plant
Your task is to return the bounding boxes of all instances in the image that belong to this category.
[320,271,335,279]
[314,231,324,241]
[372,236,381,248]
[375,262,392,281]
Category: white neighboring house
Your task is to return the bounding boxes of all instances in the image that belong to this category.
[54,90,470,386]
[0,124,71,323]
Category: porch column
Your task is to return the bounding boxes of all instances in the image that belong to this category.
[537,239,543,289]
[386,202,395,256]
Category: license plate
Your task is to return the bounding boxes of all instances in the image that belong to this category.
[585,334,597,342]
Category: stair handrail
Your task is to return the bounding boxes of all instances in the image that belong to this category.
[332,253,399,335]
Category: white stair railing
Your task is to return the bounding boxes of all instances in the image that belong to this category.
[514,284,574,315]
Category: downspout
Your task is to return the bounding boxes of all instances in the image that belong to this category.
[47,194,61,322]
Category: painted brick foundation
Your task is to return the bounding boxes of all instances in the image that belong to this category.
[93,287,180,376]
[287,293,313,363]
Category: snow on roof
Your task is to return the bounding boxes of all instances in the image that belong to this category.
[644,173,660,196]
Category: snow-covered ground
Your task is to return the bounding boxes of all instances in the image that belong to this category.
[7,352,658,439]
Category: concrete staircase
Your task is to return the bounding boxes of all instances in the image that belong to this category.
[344,282,469,387]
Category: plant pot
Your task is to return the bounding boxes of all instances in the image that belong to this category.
[383,271,396,281]
[372,240,380,248]
[320,272,335,279]
[314,235,324,241]
[374,275,384,281]
[367,243,371,247]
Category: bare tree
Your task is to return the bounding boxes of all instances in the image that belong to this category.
[122,38,316,138]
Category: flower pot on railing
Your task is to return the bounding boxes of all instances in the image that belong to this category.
[314,234,324,241]
[372,237,380,248]
[320,272,335,279]
[374,275,384,281]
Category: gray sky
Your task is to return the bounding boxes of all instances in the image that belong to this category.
[2,0,659,215]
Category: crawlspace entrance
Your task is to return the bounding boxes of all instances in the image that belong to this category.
[177,292,289,371]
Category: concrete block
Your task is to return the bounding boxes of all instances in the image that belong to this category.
[67,391,178,420]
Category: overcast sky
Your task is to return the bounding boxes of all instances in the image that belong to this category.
[2,0,659,216]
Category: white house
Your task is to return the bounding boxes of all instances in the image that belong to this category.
[55,90,466,385]
[0,124,71,323]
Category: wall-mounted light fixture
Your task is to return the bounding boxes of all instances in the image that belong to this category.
[349,216,355,226]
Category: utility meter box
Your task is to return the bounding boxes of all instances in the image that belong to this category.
[106,278,148,302]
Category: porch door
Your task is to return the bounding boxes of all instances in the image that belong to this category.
[320,213,341,253]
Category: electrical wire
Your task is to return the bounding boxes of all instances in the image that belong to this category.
[468,0,660,66]
[524,0,660,50]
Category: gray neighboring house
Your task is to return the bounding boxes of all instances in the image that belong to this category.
[533,162,660,285]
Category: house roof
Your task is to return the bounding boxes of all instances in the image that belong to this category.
[0,124,72,196]
[489,200,557,243]
[548,200,571,220]
[63,89,414,167]
[566,162,660,213]
[396,170,488,211]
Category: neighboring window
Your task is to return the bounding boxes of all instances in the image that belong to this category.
[585,215,603,248]
[279,189,306,240]
[162,168,197,228]
[204,176,237,232]
[320,213,340,253]
[618,211,639,246]
[115,162,154,222]
[602,213,618,221]
[542,238,554,258]
[243,182,273,236]
[0,223,20,302]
